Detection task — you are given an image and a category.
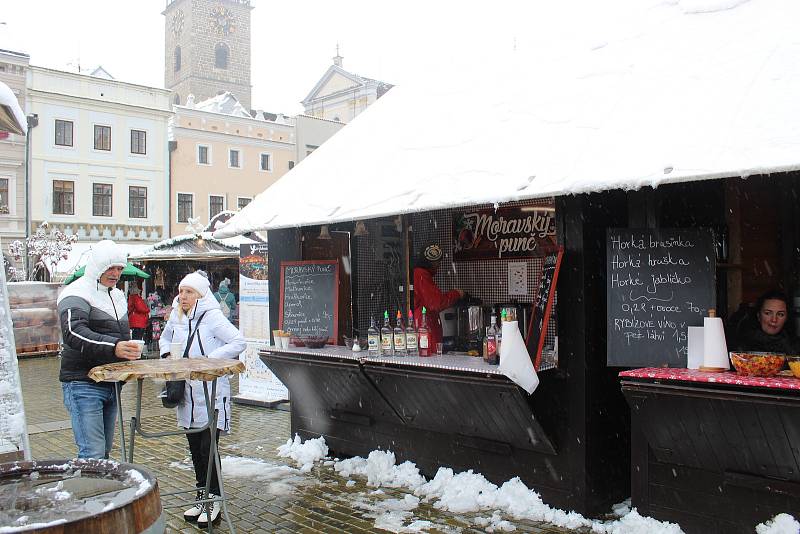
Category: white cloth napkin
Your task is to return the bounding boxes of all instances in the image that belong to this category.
[499,320,540,394]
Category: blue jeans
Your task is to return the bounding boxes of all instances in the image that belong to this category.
[61,381,117,459]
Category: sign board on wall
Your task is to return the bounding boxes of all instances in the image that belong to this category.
[279,260,339,342]
[239,243,269,340]
[453,205,557,260]
[235,340,289,406]
[606,228,715,368]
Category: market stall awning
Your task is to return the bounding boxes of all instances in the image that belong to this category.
[64,262,150,285]
[216,0,800,238]
[128,232,257,262]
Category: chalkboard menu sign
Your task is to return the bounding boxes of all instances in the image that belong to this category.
[606,228,715,367]
[279,260,339,342]
[526,248,564,370]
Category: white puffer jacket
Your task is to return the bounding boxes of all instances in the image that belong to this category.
[159,291,245,432]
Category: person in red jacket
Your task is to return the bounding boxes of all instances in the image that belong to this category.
[128,286,149,340]
[413,244,463,351]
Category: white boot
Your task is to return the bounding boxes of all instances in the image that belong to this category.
[183,490,204,522]
[197,493,221,527]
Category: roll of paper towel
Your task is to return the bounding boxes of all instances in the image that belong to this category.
[499,321,540,394]
[703,316,729,369]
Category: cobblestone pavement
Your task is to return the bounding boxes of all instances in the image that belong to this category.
[18,356,579,533]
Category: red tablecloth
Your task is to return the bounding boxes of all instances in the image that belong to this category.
[619,367,800,391]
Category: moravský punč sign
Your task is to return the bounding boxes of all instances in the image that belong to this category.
[453,205,557,260]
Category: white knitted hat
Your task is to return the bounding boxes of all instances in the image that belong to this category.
[179,271,210,297]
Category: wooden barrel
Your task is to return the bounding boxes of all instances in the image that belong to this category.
[0,459,164,534]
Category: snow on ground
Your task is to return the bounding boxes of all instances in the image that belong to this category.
[276,434,328,472]
[221,455,310,496]
[755,514,800,534]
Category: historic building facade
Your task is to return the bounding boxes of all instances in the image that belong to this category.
[163,0,253,110]
[27,66,172,247]
[301,52,393,123]
[0,49,30,242]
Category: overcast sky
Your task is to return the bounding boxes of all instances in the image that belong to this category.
[0,0,564,115]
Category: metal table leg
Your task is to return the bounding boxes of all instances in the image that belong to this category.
[114,382,126,463]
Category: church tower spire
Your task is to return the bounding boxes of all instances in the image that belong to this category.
[333,43,343,68]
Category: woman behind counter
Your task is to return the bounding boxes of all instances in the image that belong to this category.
[413,244,464,351]
[737,290,800,354]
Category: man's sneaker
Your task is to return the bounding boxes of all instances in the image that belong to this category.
[197,494,221,527]
[183,490,204,522]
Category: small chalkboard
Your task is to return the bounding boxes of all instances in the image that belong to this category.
[606,228,715,367]
[526,248,564,370]
[279,260,339,342]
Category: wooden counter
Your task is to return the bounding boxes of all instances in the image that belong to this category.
[259,346,578,507]
[620,368,800,534]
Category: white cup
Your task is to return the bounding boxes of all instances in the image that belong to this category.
[131,339,145,358]
[170,341,184,360]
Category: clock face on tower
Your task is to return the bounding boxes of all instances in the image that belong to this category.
[171,10,184,37]
[210,5,235,35]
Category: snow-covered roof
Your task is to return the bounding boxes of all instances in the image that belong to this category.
[0,81,26,135]
[192,92,251,118]
[215,0,800,238]
[128,232,257,262]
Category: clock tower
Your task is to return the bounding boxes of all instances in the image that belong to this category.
[163,0,253,110]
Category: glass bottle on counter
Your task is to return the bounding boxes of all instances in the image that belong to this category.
[418,307,431,357]
[406,309,418,356]
[486,313,499,365]
[496,309,506,365]
[368,316,380,355]
[381,311,393,355]
[394,311,407,356]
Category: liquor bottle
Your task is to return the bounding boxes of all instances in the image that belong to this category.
[394,310,406,356]
[418,307,431,357]
[496,309,506,364]
[381,311,393,355]
[406,309,418,356]
[367,316,380,355]
[486,313,498,365]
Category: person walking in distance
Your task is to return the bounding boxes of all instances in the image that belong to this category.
[58,240,143,459]
[127,285,149,341]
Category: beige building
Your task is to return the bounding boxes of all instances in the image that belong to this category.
[163,0,252,110]
[168,92,295,236]
[0,49,30,242]
[27,66,172,251]
[169,93,346,237]
[301,52,392,123]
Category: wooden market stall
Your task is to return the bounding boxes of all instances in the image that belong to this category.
[214,1,800,527]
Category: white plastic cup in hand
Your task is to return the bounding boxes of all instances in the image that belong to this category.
[170,341,184,360]
[131,340,145,358]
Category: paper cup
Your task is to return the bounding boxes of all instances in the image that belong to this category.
[279,336,290,349]
[170,341,184,360]
[131,339,145,357]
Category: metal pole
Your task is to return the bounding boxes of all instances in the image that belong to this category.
[23,114,37,276]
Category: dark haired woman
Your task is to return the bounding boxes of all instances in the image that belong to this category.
[738,290,800,354]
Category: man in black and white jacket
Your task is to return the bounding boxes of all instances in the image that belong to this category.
[58,240,142,459]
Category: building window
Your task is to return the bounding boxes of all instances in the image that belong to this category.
[92,183,113,216]
[215,43,229,69]
[229,149,240,168]
[94,125,111,151]
[129,186,147,218]
[177,193,193,222]
[209,195,224,218]
[259,153,271,171]
[174,46,181,72]
[0,178,9,214]
[237,197,251,210]
[198,145,210,165]
[174,93,181,105]
[55,119,73,147]
[131,130,146,155]
[288,160,295,170]
[53,180,74,215]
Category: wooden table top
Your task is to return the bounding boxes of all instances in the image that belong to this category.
[89,358,245,383]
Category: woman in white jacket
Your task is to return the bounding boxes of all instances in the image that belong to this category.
[159,271,245,527]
